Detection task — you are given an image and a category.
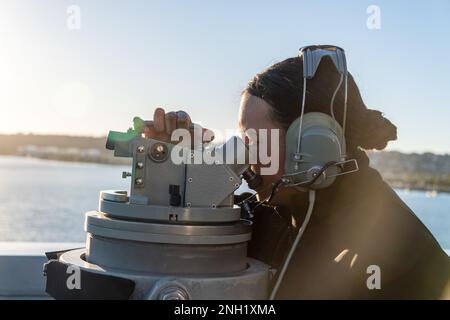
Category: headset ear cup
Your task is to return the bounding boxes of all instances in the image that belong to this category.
[284,112,345,189]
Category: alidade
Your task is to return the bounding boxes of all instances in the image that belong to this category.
[43,117,270,300]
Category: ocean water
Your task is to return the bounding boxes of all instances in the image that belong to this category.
[0,156,129,242]
[0,156,449,251]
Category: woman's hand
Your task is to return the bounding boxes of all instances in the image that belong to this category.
[143,107,214,146]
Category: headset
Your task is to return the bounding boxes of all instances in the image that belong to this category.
[268,45,360,299]
[282,45,359,190]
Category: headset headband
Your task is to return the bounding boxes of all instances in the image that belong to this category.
[300,45,347,78]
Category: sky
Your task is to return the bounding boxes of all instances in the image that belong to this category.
[0,0,449,154]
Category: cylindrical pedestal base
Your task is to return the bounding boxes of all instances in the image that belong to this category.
[58,248,270,300]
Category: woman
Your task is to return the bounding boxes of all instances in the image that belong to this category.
[145,54,450,299]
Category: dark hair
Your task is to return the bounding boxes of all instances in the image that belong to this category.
[244,56,397,151]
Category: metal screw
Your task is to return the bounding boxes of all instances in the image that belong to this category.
[158,287,189,300]
[135,178,143,185]
[136,162,144,169]
[137,145,145,153]
[186,202,191,207]
[187,177,193,183]
[234,183,239,188]
[229,177,234,181]
[149,142,168,162]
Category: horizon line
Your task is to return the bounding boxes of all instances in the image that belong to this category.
[1,131,449,156]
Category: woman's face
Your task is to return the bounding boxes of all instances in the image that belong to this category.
[238,92,286,199]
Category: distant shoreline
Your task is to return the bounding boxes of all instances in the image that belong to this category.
[1,133,449,193]
[0,154,129,167]
[0,153,131,167]
[1,153,448,195]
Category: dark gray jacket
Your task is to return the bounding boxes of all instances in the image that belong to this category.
[247,150,450,299]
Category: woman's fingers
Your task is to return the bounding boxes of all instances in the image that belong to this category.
[176,111,191,130]
[144,108,214,145]
[202,128,215,143]
[153,107,166,133]
[143,124,151,138]
[143,120,163,140]
[165,111,177,135]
